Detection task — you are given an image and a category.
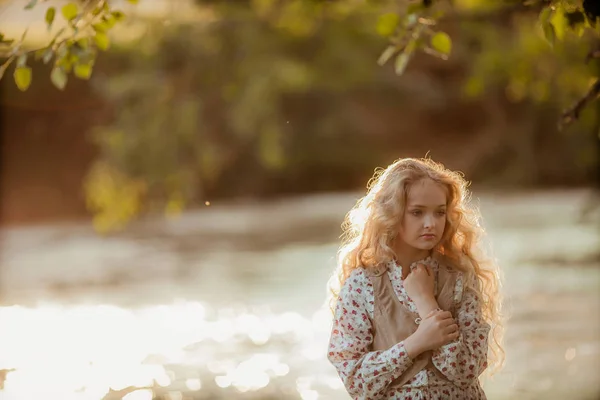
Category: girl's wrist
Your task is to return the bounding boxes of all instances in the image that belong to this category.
[404,334,426,360]
[414,297,440,318]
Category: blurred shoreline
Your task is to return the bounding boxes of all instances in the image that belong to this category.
[1,188,598,308]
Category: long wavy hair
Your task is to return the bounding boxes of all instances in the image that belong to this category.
[328,157,505,376]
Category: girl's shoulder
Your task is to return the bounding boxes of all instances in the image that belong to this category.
[337,267,372,308]
[350,259,396,278]
[343,266,371,288]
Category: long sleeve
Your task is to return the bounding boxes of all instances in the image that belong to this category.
[431,273,490,387]
[327,269,413,399]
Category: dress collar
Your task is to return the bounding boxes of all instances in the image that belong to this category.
[391,255,439,271]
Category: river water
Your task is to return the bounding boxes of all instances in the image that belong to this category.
[0,190,598,400]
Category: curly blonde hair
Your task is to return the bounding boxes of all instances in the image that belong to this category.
[328,157,505,376]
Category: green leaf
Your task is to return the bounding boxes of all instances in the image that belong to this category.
[45,7,56,29]
[93,22,109,33]
[103,15,117,29]
[17,54,28,67]
[56,51,76,73]
[0,33,14,45]
[377,45,397,66]
[539,6,552,25]
[72,46,95,64]
[111,11,125,22]
[92,5,104,16]
[56,43,68,59]
[94,32,110,50]
[43,48,54,64]
[61,3,78,21]
[68,53,79,65]
[542,21,556,45]
[74,63,93,80]
[550,5,567,40]
[573,22,585,37]
[51,67,68,90]
[430,32,452,55]
[539,6,554,44]
[24,0,37,10]
[395,52,410,75]
[76,37,91,51]
[14,67,32,91]
[376,13,399,37]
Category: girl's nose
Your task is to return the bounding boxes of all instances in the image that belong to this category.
[423,214,435,228]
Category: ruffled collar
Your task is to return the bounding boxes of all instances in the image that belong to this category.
[366,252,447,277]
[390,254,440,271]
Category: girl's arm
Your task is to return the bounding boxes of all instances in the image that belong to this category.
[431,273,490,386]
[327,269,414,399]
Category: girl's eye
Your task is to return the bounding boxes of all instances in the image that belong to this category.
[437,210,446,216]
[411,210,422,216]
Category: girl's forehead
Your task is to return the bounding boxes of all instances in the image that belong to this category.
[407,179,447,204]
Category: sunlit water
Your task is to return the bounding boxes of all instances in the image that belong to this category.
[0,190,599,400]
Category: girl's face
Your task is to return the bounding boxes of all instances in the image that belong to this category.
[397,179,447,252]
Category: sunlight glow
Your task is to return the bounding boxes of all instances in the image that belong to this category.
[0,302,330,399]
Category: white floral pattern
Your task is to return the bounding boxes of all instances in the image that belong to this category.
[327,259,490,399]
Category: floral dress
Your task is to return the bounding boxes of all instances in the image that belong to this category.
[327,257,489,399]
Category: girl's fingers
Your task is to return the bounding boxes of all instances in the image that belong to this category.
[416,264,428,275]
[440,318,457,328]
[444,323,459,334]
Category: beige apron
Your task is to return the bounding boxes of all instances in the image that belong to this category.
[365,261,458,388]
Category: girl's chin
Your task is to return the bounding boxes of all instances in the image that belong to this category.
[411,241,438,251]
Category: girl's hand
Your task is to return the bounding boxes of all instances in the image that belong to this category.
[405,310,459,357]
[404,263,435,305]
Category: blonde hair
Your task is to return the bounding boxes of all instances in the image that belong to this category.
[328,157,505,376]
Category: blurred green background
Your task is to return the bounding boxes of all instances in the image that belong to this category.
[0,0,598,399]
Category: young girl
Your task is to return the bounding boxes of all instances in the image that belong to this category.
[327,158,503,400]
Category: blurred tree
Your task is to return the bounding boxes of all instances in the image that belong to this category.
[83,1,390,232]
[1,0,598,231]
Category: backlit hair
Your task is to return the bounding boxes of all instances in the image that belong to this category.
[328,157,505,376]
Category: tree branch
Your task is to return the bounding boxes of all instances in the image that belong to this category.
[585,49,600,63]
[559,79,600,128]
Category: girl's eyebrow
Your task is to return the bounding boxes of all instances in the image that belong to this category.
[409,204,447,208]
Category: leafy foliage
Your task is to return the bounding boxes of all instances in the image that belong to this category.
[2,0,599,123]
[375,0,600,126]
[0,0,134,91]
[83,2,387,232]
